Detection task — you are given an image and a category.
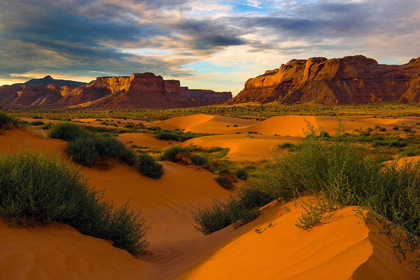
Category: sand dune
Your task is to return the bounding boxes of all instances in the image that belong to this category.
[183,202,419,280]
[240,116,377,137]
[118,132,176,148]
[0,129,66,156]
[0,128,418,279]
[0,220,154,280]
[148,114,397,137]
[183,134,298,161]
[147,114,257,134]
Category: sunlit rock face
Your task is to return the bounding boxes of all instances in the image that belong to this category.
[227,55,420,105]
[0,73,232,109]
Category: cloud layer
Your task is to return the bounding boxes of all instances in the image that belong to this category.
[1,0,419,93]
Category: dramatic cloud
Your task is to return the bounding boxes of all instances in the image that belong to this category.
[0,0,419,94]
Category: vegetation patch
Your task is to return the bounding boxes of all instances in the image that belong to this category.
[137,153,164,179]
[0,150,148,256]
[194,124,420,268]
[0,111,19,130]
[66,136,136,168]
[49,122,89,141]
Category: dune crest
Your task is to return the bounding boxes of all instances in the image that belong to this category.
[183,202,419,280]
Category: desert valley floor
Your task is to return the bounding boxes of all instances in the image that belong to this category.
[0,114,419,279]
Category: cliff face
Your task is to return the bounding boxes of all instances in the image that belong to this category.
[0,73,232,109]
[189,90,232,101]
[227,55,420,105]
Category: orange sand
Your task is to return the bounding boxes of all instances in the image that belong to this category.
[147,114,257,134]
[183,134,298,161]
[240,116,379,136]
[0,128,419,279]
[118,132,176,148]
[147,114,401,137]
[0,129,66,156]
[184,202,418,280]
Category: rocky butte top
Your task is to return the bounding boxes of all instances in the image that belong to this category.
[227,55,420,105]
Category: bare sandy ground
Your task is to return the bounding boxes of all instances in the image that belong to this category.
[118,132,176,148]
[146,114,257,134]
[183,134,298,161]
[0,127,418,279]
[183,202,418,280]
[148,114,418,137]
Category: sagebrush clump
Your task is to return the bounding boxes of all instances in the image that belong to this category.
[0,111,19,130]
[194,124,420,267]
[66,136,136,168]
[49,122,89,141]
[138,153,164,179]
[0,150,149,255]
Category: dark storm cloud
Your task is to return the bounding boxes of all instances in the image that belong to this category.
[0,0,419,82]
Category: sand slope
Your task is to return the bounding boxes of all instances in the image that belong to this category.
[0,128,419,279]
[240,116,378,136]
[183,134,298,161]
[0,129,67,156]
[183,202,419,280]
[118,132,176,148]
[147,114,257,134]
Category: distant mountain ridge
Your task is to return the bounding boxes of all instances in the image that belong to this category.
[227,55,420,105]
[0,73,232,109]
[24,75,87,87]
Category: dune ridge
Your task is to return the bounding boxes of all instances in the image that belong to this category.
[0,128,418,279]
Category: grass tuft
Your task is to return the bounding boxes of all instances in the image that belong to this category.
[0,150,148,255]
[137,153,164,179]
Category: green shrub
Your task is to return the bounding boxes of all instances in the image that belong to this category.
[42,122,54,130]
[215,173,236,190]
[138,154,164,179]
[66,136,135,168]
[278,142,300,151]
[49,122,89,141]
[193,200,232,235]
[0,150,148,255]
[30,121,45,126]
[0,111,18,130]
[319,130,330,138]
[191,154,209,166]
[195,124,420,267]
[160,146,191,162]
[234,168,248,180]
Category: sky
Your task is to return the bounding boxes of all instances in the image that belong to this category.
[0,0,419,95]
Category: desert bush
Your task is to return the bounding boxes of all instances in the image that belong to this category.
[159,146,191,162]
[190,154,209,166]
[138,153,164,179]
[66,136,135,168]
[234,168,248,180]
[0,150,148,255]
[42,122,53,130]
[194,124,420,267]
[49,122,89,141]
[193,200,232,235]
[30,121,44,126]
[319,130,330,138]
[0,111,18,130]
[215,173,236,190]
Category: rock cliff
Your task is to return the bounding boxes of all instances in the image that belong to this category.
[227,55,420,105]
[0,73,232,109]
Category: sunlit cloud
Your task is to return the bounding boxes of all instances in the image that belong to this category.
[0,0,419,94]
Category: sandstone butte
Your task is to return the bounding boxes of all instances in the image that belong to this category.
[0,73,232,109]
[227,55,420,105]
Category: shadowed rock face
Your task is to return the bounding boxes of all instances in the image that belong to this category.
[227,55,420,105]
[0,73,232,109]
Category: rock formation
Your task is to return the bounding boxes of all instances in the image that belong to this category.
[0,73,232,109]
[227,55,420,105]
